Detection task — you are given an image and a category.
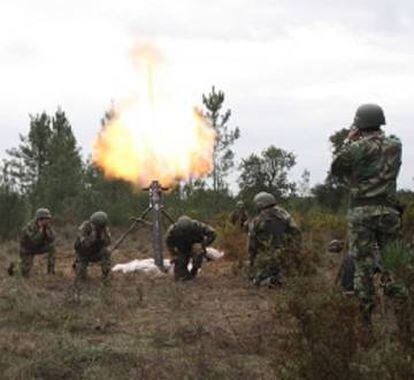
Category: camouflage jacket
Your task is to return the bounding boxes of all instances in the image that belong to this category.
[75,221,111,253]
[20,220,55,252]
[248,206,300,261]
[165,220,217,255]
[331,131,401,207]
[230,208,248,229]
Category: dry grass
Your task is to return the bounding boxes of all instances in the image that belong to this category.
[0,220,413,379]
[0,227,289,379]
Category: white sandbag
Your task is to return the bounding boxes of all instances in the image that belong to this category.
[112,248,224,275]
[205,247,224,260]
[112,258,172,274]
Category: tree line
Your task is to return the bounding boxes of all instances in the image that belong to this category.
[0,87,352,239]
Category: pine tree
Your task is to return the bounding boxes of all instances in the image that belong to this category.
[41,108,83,217]
[5,112,52,202]
[0,164,28,238]
[202,86,240,191]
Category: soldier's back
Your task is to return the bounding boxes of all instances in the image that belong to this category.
[349,132,401,201]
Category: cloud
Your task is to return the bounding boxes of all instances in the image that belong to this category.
[2,41,40,63]
[102,0,414,43]
[0,0,413,190]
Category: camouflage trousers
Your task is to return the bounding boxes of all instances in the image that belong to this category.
[20,244,56,277]
[172,251,204,281]
[348,206,401,318]
[250,248,283,286]
[74,247,111,282]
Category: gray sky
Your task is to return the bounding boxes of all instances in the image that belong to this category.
[1,0,414,190]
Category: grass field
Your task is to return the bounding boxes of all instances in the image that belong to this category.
[0,224,413,379]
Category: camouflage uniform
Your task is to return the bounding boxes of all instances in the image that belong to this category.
[248,205,300,286]
[230,206,248,231]
[165,217,216,281]
[331,129,402,318]
[20,220,56,276]
[74,221,112,281]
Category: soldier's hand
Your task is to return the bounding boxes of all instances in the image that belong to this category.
[90,225,98,240]
[347,127,360,142]
[192,243,204,255]
[41,225,49,236]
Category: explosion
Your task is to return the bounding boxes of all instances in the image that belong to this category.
[93,43,216,187]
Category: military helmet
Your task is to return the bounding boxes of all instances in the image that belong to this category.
[353,104,386,130]
[176,215,194,230]
[327,239,345,253]
[90,211,109,227]
[253,192,276,210]
[35,208,52,220]
[236,200,245,208]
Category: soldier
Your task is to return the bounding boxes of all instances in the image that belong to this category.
[74,211,112,282]
[248,192,301,286]
[165,215,217,281]
[230,200,249,231]
[20,208,56,277]
[331,103,402,324]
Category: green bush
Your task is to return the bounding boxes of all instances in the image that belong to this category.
[382,240,413,273]
[279,278,365,380]
[0,188,28,240]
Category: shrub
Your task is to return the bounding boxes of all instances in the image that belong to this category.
[279,277,365,380]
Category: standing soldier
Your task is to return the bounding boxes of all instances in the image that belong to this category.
[230,200,249,231]
[248,192,301,287]
[20,208,56,277]
[165,215,217,281]
[331,103,402,324]
[74,211,112,283]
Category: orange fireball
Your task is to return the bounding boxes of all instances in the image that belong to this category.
[93,43,216,187]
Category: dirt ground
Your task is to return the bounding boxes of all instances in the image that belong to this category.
[0,227,298,379]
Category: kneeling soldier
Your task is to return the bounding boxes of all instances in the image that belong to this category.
[74,211,111,282]
[20,208,56,277]
[249,192,301,286]
[166,215,217,281]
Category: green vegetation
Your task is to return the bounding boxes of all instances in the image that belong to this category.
[202,86,240,192]
[1,96,414,379]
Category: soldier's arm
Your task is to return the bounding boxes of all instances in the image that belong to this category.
[20,226,33,249]
[43,226,56,244]
[102,227,111,247]
[276,208,301,238]
[78,223,97,249]
[254,219,274,247]
[247,230,257,265]
[331,143,354,180]
[26,223,45,247]
[165,226,178,254]
[201,223,216,246]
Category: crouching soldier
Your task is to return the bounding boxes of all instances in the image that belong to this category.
[20,208,56,277]
[248,192,301,287]
[74,211,111,283]
[165,215,217,281]
[230,200,249,232]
